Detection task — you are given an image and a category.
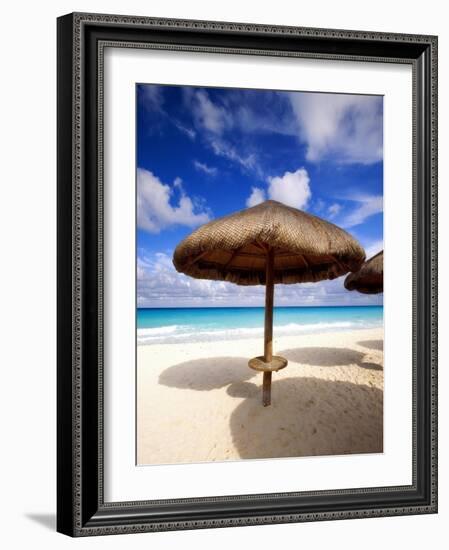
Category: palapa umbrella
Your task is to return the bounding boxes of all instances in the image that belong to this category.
[173,200,365,406]
[344,250,383,294]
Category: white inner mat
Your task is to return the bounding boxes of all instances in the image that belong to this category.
[103,46,413,503]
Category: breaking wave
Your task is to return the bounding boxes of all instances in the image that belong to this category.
[137,320,379,345]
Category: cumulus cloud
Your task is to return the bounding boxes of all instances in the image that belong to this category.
[246,187,266,207]
[137,168,211,233]
[245,168,312,210]
[137,251,382,308]
[267,168,311,209]
[288,92,383,164]
[341,194,383,228]
[137,252,265,307]
[193,160,217,176]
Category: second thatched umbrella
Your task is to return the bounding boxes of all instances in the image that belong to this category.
[344,250,383,294]
[173,200,365,406]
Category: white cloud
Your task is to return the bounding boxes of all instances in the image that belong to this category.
[288,93,383,164]
[183,89,267,177]
[328,203,341,217]
[140,85,164,112]
[244,168,312,210]
[341,194,383,228]
[267,168,311,209]
[210,139,258,174]
[137,251,382,308]
[187,89,231,135]
[173,121,196,140]
[193,160,217,176]
[137,252,265,307]
[233,100,297,136]
[172,176,183,190]
[139,86,198,142]
[137,168,211,233]
[246,187,266,207]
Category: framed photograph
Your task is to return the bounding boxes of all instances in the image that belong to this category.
[57,12,438,536]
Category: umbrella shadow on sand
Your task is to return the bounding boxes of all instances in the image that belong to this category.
[278,347,383,371]
[358,339,384,352]
[229,377,383,459]
[173,200,366,406]
[159,357,257,391]
[280,346,364,367]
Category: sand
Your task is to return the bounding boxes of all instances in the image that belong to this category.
[137,328,383,465]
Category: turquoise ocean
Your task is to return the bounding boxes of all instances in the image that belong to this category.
[137,306,383,345]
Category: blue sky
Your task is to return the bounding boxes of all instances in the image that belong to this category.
[136,84,383,308]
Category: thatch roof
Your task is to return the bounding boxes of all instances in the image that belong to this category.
[173,200,366,286]
[344,250,383,294]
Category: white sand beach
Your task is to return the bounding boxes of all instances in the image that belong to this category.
[137,327,383,465]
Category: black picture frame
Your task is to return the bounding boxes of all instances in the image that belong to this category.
[57,12,438,536]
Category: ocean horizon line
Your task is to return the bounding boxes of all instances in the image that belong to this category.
[137,304,383,310]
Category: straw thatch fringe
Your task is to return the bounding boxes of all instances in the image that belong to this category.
[344,250,383,294]
[173,200,366,286]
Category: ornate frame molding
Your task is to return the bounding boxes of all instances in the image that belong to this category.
[57,12,437,536]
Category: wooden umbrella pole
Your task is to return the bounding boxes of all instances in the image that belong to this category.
[263,247,275,406]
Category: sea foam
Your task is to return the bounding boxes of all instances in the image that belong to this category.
[137,320,376,345]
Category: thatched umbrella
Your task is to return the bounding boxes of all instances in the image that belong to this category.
[173,200,365,406]
[344,250,383,294]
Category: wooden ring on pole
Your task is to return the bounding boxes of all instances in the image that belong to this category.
[248,355,288,372]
